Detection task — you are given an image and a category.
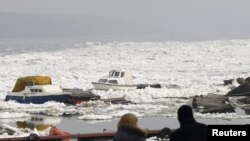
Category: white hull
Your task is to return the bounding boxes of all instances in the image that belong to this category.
[92,82,136,90]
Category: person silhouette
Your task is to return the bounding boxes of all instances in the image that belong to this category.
[113,113,146,141]
[170,105,207,141]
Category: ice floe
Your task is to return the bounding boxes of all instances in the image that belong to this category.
[1,39,250,121]
[1,39,250,139]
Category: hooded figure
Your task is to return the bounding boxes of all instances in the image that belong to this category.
[113,113,146,141]
[170,105,207,141]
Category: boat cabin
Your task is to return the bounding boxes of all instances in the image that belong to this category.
[109,70,125,77]
[98,70,134,85]
[22,85,64,94]
[14,79,64,94]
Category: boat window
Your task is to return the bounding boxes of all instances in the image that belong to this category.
[31,117,43,121]
[109,71,114,76]
[121,72,125,77]
[30,89,42,92]
[108,80,118,84]
[114,72,120,77]
[98,79,108,83]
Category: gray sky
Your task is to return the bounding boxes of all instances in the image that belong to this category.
[1,0,250,40]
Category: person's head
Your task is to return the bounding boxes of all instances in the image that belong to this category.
[177,105,194,123]
[118,113,138,129]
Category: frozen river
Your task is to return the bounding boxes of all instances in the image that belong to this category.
[1,37,250,138]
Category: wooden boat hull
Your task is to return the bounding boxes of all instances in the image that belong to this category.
[64,89,101,104]
[92,82,136,90]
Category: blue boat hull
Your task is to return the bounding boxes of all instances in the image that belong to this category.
[5,94,70,104]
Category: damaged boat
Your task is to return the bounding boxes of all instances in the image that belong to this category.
[192,94,235,113]
[63,88,100,104]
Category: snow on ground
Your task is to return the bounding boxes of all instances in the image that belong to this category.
[0,123,52,138]
[0,112,30,120]
[1,39,250,121]
[0,100,75,116]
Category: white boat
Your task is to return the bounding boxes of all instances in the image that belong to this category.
[92,70,137,90]
[5,76,70,104]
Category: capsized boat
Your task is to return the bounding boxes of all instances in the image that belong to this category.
[5,76,70,104]
[92,70,137,90]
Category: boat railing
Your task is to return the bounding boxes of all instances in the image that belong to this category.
[1,130,162,141]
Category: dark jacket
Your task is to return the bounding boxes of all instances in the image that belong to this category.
[113,127,146,141]
[170,118,207,141]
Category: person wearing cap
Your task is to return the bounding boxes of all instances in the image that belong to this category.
[170,105,207,141]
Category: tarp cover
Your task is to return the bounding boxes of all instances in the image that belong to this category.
[12,76,52,92]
